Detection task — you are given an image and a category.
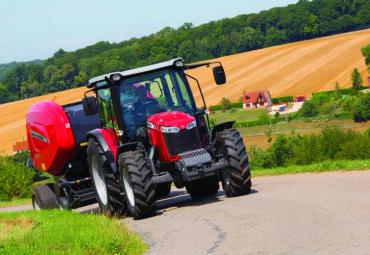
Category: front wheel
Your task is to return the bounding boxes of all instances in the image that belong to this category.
[119,150,156,220]
[215,129,252,197]
[87,138,127,216]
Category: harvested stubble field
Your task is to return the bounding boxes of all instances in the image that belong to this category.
[0,29,369,153]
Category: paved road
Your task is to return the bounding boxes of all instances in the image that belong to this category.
[126,171,370,255]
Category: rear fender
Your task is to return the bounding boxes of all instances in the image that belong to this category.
[211,121,235,141]
[87,128,119,174]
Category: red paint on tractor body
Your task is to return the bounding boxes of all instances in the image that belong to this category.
[96,128,119,160]
[26,101,76,176]
[147,111,195,162]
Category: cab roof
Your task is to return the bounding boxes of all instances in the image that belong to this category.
[88,58,183,87]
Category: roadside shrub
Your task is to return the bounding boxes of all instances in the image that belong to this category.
[0,156,33,201]
[248,145,276,169]
[250,128,370,169]
[271,135,295,166]
[353,93,370,122]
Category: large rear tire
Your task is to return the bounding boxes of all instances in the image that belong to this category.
[87,138,127,216]
[155,182,171,198]
[215,129,252,197]
[32,185,59,210]
[119,150,156,220]
[186,177,219,200]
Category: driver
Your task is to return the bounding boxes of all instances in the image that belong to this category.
[133,85,156,116]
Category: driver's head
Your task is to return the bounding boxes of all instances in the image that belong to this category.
[137,86,147,100]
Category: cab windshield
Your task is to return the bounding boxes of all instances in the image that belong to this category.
[116,70,195,138]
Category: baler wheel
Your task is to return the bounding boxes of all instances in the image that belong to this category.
[88,138,127,216]
[119,150,156,220]
[215,128,252,197]
[186,177,219,199]
[32,184,59,210]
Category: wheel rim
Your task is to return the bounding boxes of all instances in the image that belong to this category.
[91,155,108,205]
[122,169,135,207]
[33,197,41,211]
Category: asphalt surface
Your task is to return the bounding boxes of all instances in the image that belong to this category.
[126,171,370,255]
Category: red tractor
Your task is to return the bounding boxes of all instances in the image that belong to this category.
[27,58,252,219]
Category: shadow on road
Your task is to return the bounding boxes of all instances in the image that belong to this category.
[78,188,258,216]
[155,188,258,215]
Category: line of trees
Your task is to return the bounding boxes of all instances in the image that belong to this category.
[0,0,370,103]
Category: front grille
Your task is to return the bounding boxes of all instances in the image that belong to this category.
[163,128,202,155]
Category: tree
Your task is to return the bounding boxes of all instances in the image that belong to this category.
[361,44,370,72]
[351,68,363,90]
[353,93,370,122]
[299,100,319,117]
[220,97,231,110]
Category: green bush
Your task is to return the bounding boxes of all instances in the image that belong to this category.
[0,157,33,201]
[272,96,294,104]
[250,128,370,169]
[299,100,320,117]
[353,93,370,122]
[248,145,276,169]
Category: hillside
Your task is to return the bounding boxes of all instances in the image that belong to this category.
[1,0,370,104]
[0,29,369,154]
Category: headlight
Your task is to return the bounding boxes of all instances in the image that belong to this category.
[186,120,197,130]
[147,122,157,130]
[161,126,180,133]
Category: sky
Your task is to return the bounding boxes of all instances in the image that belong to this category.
[0,0,298,64]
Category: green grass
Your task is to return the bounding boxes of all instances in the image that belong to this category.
[252,159,370,177]
[211,108,265,124]
[0,198,31,208]
[0,210,146,255]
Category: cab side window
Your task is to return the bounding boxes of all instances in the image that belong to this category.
[97,88,118,129]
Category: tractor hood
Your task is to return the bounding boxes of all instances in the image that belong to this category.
[147,111,195,130]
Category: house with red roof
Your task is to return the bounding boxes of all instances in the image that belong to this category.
[242,90,273,110]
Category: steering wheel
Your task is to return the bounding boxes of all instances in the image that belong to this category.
[144,100,164,115]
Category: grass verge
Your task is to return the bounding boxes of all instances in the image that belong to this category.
[252,159,370,177]
[0,210,146,255]
[0,198,31,208]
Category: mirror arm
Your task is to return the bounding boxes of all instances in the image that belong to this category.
[185,61,222,70]
[83,88,95,99]
[185,73,211,131]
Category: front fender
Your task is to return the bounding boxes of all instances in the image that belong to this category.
[87,128,119,174]
[211,121,235,141]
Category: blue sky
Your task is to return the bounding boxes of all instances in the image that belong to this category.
[0,0,297,64]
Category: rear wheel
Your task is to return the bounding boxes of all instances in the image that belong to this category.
[215,129,251,197]
[186,177,219,200]
[155,182,171,198]
[32,185,58,210]
[87,138,126,216]
[119,150,156,219]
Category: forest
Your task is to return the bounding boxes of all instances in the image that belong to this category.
[0,0,369,103]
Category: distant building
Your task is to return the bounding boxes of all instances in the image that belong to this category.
[242,90,272,110]
[13,140,29,154]
[295,96,306,102]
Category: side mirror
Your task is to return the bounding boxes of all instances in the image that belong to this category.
[213,66,226,85]
[82,96,98,116]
